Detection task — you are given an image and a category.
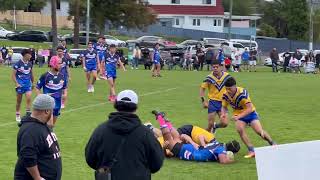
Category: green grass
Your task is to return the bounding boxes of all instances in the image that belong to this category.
[0,66,319,180]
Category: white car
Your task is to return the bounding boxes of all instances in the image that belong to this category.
[0,26,14,38]
[230,39,258,50]
[221,41,245,54]
[8,47,29,64]
[202,37,227,47]
[104,35,125,47]
[69,48,85,60]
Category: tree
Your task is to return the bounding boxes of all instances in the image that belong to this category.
[222,0,255,16]
[51,0,58,52]
[257,23,277,37]
[0,0,46,11]
[261,0,308,40]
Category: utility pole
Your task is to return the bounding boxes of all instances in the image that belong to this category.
[228,0,233,40]
[86,0,90,45]
[309,0,314,51]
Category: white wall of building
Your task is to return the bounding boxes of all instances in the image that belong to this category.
[41,0,70,16]
[148,0,216,6]
[160,15,224,32]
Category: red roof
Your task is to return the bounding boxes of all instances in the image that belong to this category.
[149,2,224,16]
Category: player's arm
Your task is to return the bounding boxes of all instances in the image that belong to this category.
[96,54,100,71]
[234,102,253,120]
[12,69,20,87]
[198,135,207,147]
[118,58,126,71]
[199,83,208,108]
[218,154,234,164]
[81,55,86,71]
[220,99,229,120]
[35,75,45,95]
[180,134,199,149]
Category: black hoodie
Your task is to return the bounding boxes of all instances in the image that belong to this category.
[85,112,164,180]
[14,116,62,180]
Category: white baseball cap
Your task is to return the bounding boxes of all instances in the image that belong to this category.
[116,90,138,105]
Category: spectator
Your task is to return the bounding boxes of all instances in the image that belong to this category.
[37,46,45,68]
[196,45,205,71]
[224,56,232,71]
[270,48,279,73]
[304,55,316,74]
[85,90,164,180]
[315,52,320,73]
[183,49,192,71]
[1,45,8,63]
[143,49,152,70]
[309,50,314,62]
[205,46,215,71]
[234,48,242,72]
[132,44,141,70]
[241,48,250,71]
[289,55,301,73]
[293,48,302,61]
[249,47,258,72]
[282,50,292,72]
[8,46,14,66]
[29,45,36,67]
[14,94,62,180]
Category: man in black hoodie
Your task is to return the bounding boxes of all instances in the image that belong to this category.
[14,94,62,180]
[85,90,164,180]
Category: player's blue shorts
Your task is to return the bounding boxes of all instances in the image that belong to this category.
[239,111,259,124]
[208,100,222,113]
[16,86,32,94]
[178,144,196,161]
[53,98,61,117]
[106,65,117,79]
[154,60,160,65]
[85,64,97,72]
[98,54,105,63]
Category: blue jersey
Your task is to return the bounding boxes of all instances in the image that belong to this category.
[59,57,69,78]
[105,52,119,69]
[63,47,68,58]
[81,49,98,66]
[36,71,66,99]
[193,140,227,162]
[94,43,107,60]
[153,49,161,63]
[13,60,32,87]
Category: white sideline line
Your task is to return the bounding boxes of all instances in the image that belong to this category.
[0,87,178,127]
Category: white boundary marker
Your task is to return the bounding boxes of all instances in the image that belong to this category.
[0,87,178,127]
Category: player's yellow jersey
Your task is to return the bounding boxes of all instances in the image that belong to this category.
[157,136,164,148]
[201,72,231,101]
[191,126,215,145]
[222,87,256,116]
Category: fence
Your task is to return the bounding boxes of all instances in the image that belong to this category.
[0,10,73,28]
[118,25,320,54]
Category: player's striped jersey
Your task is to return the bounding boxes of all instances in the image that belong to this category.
[94,43,107,59]
[201,72,231,101]
[81,49,98,66]
[105,53,119,67]
[222,87,256,116]
[36,71,66,99]
[13,60,32,87]
[59,57,69,78]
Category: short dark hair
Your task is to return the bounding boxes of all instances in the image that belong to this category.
[98,36,105,39]
[21,49,32,56]
[212,60,221,65]
[155,43,160,47]
[225,140,241,153]
[109,44,116,48]
[225,77,236,87]
[56,46,64,51]
[114,101,137,113]
[88,41,93,45]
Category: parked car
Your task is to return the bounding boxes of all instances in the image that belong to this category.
[129,36,176,48]
[221,41,245,54]
[47,31,63,42]
[178,40,203,48]
[0,26,14,38]
[62,31,99,45]
[9,47,29,64]
[230,39,258,50]
[6,30,48,42]
[202,38,226,48]
[104,35,125,47]
[68,48,85,66]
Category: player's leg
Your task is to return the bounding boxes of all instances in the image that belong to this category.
[156,64,161,76]
[85,71,91,92]
[107,77,116,102]
[92,70,97,86]
[62,88,68,109]
[250,120,276,145]
[207,112,216,132]
[25,90,32,116]
[15,92,23,122]
[235,120,255,158]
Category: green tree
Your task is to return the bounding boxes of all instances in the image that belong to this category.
[222,0,256,16]
[68,0,85,48]
[0,0,46,11]
[257,23,277,37]
[261,0,308,40]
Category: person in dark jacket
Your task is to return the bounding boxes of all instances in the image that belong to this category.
[14,94,62,180]
[85,90,164,180]
[282,50,292,72]
[270,48,279,72]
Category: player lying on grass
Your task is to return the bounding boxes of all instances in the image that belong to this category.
[151,110,240,164]
[221,77,276,158]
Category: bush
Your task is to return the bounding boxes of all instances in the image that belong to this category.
[257,23,277,37]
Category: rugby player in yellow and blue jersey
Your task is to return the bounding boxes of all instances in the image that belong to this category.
[221,77,276,158]
[200,60,231,133]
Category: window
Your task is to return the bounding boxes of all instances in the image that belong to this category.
[233,43,245,48]
[172,0,180,4]
[213,19,217,26]
[175,18,180,26]
[193,19,200,26]
[57,0,61,10]
[203,0,212,4]
[218,19,221,26]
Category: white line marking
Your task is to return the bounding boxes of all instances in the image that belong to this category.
[1,87,178,127]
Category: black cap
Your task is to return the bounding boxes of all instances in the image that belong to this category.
[21,49,32,56]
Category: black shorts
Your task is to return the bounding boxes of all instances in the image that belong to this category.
[177,125,193,136]
[171,142,183,157]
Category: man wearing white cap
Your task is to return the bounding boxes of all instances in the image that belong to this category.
[14,94,62,180]
[85,90,164,180]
